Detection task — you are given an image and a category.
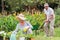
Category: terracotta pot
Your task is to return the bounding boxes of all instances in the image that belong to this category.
[26,37,35,40]
[31,38,35,40]
[5,38,9,40]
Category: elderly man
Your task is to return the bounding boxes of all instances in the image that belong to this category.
[44,3,55,37]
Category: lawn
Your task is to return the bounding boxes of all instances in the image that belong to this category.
[34,27,60,40]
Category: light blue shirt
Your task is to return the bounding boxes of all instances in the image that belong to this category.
[14,21,33,34]
[44,7,55,21]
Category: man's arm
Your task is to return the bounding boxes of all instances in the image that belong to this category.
[44,14,49,23]
[49,8,54,20]
[44,9,49,22]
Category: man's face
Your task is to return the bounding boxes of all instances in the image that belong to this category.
[44,6,49,10]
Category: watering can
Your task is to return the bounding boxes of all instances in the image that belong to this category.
[10,32,16,40]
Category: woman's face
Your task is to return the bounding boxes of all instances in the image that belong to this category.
[17,17,25,25]
[20,20,25,26]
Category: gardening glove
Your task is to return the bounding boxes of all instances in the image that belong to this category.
[23,27,29,32]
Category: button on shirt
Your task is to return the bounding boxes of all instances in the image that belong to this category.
[44,7,55,21]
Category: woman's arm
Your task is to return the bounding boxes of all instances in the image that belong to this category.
[13,24,19,34]
[26,21,33,29]
[26,21,33,34]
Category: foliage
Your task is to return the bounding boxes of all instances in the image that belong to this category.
[55,8,60,15]
[0,12,45,38]
[25,13,45,30]
[0,15,18,32]
[55,8,60,27]
[5,0,46,11]
[55,15,60,27]
[0,12,45,32]
[1,0,59,12]
[0,12,60,38]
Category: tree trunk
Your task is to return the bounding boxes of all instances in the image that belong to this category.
[1,0,5,15]
[59,0,60,7]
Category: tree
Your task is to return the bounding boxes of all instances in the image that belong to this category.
[1,0,59,13]
[1,0,5,14]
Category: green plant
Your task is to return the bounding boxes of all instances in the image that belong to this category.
[55,15,60,27]
[25,13,45,30]
[55,8,60,15]
[54,8,60,27]
[0,15,18,32]
[0,13,45,38]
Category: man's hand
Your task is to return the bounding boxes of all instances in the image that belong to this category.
[49,15,54,21]
[44,19,49,23]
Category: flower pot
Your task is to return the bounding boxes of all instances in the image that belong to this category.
[26,38,35,40]
[5,38,10,40]
[31,38,35,40]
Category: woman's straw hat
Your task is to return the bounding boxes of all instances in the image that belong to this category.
[17,14,26,20]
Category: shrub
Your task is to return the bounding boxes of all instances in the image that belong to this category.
[25,13,45,30]
[0,13,46,38]
[55,8,60,15]
[0,15,18,32]
[55,15,60,27]
[55,8,60,27]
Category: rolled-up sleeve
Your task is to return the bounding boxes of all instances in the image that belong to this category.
[27,21,33,29]
[26,21,33,34]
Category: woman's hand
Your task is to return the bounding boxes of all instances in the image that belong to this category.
[23,27,29,32]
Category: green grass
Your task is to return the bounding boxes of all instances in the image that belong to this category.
[34,27,60,40]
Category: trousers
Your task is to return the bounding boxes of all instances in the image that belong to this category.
[44,19,55,36]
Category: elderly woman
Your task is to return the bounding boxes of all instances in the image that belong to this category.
[13,14,33,40]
